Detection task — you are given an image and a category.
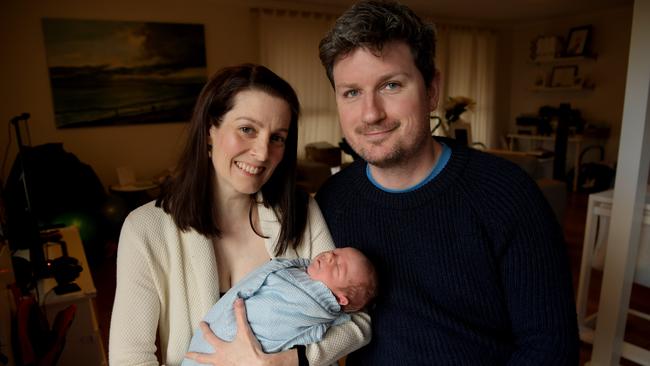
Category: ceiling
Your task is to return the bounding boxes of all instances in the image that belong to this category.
[282,0,633,23]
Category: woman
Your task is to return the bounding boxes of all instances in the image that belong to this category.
[109,64,370,366]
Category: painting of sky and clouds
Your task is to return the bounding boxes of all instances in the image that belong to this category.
[42,18,207,128]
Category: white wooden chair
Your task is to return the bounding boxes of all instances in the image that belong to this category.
[575,189,650,365]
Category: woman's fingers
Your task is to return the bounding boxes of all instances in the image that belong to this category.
[200,321,225,348]
[182,322,225,365]
[184,299,268,366]
[185,351,214,364]
[233,298,253,337]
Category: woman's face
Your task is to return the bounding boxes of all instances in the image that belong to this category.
[209,89,291,200]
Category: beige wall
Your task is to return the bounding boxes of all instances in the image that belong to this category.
[504,6,633,163]
[0,0,634,189]
[0,0,259,188]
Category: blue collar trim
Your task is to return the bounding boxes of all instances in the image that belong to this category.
[366,142,451,193]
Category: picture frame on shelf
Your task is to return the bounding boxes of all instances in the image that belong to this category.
[565,25,592,56]
[532,35,563,61]
[550,65,578,87]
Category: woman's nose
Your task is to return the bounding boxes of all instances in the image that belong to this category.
[251,138,269,161]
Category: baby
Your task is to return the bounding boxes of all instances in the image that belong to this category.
[183,247,377,365]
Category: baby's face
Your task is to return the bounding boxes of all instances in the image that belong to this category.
[307,247,368,306]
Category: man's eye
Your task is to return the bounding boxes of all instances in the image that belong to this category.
[384,82,400,91]
[239,126,254,134]
[342,89,360,98]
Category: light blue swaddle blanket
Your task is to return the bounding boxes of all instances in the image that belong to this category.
[183,258,350,366]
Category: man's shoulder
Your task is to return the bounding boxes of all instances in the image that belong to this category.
[460,148,555,222]
[316,160,364,203]
[328,160,365,185]
[433,138,531,190]
[463,148,538,189]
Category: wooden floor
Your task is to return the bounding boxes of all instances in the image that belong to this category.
[91,191,650,364]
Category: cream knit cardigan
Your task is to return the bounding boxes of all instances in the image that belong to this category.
[109,196,370,366]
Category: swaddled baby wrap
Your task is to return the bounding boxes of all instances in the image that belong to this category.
[183,258,350,366]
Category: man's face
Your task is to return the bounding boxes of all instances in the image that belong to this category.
[332,41,439,168]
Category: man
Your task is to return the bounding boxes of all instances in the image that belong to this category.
[315,1,579,365]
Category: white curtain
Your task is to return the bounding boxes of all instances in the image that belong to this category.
[435,24,498,148]
[257,9,339,159]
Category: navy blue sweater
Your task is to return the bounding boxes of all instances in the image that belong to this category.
[316,140,579,365]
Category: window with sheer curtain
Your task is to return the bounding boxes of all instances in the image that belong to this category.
[434,24,498,148]
[256,9,498,156]
[256,9,339,159]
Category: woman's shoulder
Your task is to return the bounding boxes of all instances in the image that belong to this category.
[126,200,167,221]
[306,194,320,213]
[123,200,176,234]
[119,200,200,259]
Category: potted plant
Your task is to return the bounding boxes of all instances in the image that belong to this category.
[431,96,475,138]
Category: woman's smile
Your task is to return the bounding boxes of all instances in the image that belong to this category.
[235,161,265,175]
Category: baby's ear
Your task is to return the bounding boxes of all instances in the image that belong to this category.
[334,292,349,306]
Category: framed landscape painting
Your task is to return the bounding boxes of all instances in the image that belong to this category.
[42,18,207,128]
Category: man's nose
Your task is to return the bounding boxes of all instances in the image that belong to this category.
[361,94,386,125]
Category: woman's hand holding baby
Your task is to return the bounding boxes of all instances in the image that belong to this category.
[185,298,298,366]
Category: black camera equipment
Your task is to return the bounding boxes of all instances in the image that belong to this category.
[5,113,82,291]
[41,230,82,295]
[6,113,48,278]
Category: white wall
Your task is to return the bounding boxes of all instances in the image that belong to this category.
[505,6,633,163]
[0,0,259,188]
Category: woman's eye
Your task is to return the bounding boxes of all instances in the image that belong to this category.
[270,135,286,145]
[239,126,254,134]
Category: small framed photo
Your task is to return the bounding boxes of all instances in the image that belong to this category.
[565,25,592,56]
[550,65,578,87]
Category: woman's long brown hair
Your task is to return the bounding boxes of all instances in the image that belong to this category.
[157,64,307,256]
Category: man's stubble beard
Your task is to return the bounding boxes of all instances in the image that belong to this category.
[355,120,431,169]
